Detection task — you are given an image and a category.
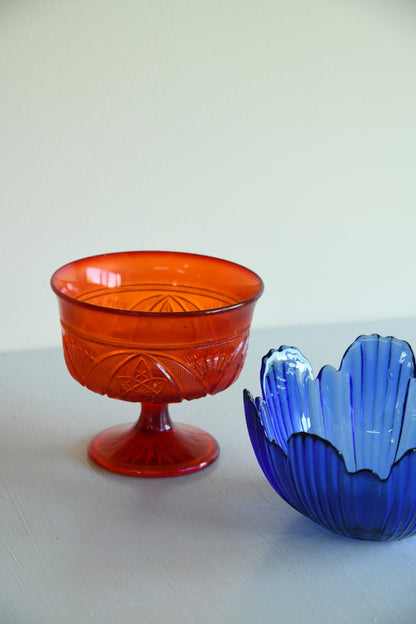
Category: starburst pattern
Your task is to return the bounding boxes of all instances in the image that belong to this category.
[118,356,172,402]
[186,337,248,392]
[131,293,201,312]
[63,334,95,383]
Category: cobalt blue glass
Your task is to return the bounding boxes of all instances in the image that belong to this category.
[244,334,416,540]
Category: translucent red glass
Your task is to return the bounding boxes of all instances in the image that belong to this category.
[51,251,263,477]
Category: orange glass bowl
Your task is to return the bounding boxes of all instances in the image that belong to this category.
[51,251,263,477]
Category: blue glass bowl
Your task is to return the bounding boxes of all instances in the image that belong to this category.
[244,334,416,540]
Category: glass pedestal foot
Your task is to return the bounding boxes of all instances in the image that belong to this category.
[87,403,220,477]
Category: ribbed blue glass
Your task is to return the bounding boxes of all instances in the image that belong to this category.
[244,334,416,540]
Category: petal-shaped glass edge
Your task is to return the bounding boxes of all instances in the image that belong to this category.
[244,390,307,515]
[256,335,416,479]
[244,391,416,540]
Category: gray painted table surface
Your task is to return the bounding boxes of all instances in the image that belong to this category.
[2,319,416,624]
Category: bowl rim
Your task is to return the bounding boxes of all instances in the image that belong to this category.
[246,334,416,480]
[50,250,264,318]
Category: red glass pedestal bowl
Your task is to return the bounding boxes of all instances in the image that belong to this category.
[51,251,263,477]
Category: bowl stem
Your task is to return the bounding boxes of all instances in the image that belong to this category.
[135,402,172,433]
[87,402,220,477]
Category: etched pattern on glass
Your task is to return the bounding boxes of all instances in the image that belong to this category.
[62,329,249,402]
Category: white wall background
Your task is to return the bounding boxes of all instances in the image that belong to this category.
[1,0,416,352]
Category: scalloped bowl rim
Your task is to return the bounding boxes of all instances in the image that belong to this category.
[247,333,416,481]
